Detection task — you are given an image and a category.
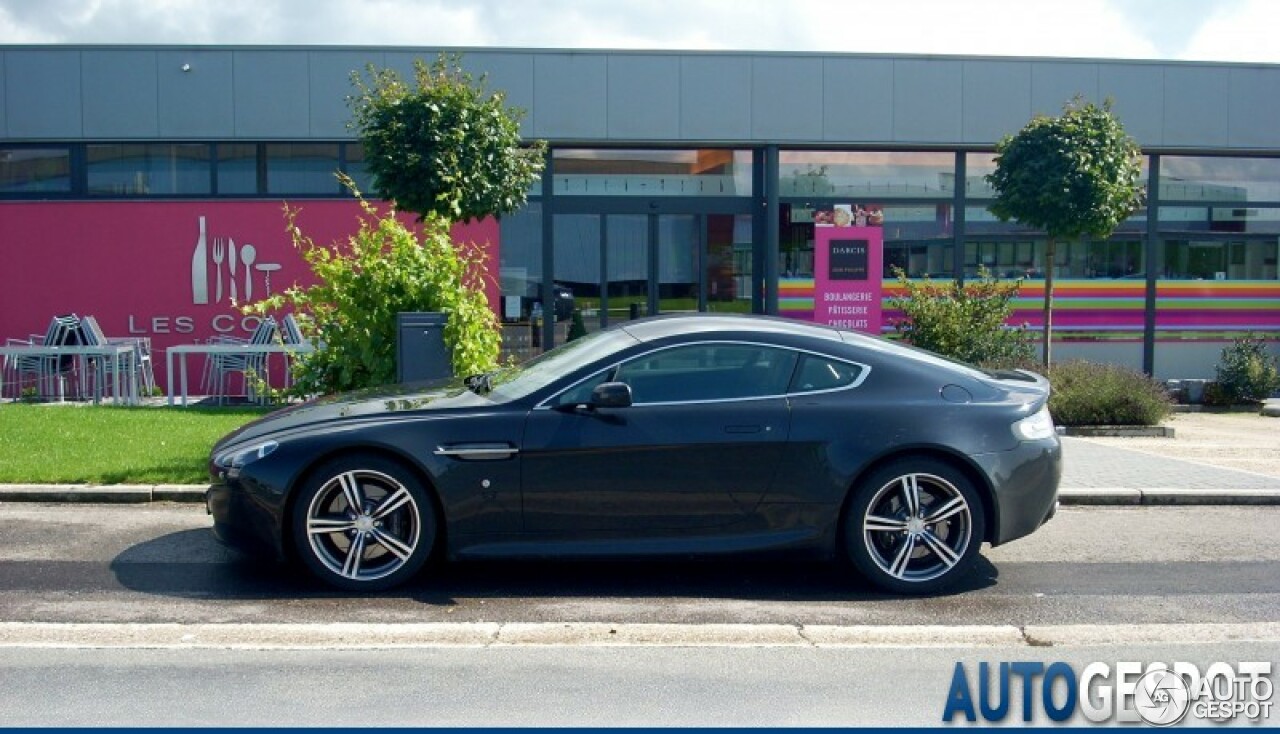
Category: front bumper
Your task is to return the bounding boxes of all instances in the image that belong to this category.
[973,437,1062,545]
[207,471,288,559]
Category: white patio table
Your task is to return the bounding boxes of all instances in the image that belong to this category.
[0,343,139,405]
[165,342,315,407]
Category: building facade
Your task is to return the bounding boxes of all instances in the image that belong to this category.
[2,45,1278,381]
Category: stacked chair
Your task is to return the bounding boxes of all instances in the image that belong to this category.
[78,315,156,403]
[3,314,83,401]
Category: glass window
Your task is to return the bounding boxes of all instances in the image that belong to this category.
[87,144,211,195]
[1160,240,1279,281]
[266,143,340,195]
[552,149,752,197]
[614,344,798,404]
[781,151,955,199]
[781,204,953,280]
[966,152,1149,199]
[965,206,1147,236]
[343,143,374,196]
[1158,206,1280,235]
[788,354,864,394]
[0,148,71,193]
[1160,156,1280,202]
[217,144,258,195]
[963,238,1143,279]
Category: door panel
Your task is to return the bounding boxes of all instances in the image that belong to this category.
[520,399,791,533]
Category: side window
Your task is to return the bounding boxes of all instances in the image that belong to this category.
[553,370,613,407]
[614,344,798,404]
[788,354,865,394]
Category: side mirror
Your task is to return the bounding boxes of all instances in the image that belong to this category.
[591,381,633,409]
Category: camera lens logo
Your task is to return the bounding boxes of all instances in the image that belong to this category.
[1135,669,1191,726]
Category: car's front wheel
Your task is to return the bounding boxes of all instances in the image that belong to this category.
[845,458,985,595]
[290,455,436,592]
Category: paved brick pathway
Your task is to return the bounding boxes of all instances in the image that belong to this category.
[1061,437,1280,490]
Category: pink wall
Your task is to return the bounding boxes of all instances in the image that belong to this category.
[0,201,500,391]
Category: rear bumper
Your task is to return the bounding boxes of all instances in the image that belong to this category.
[974,437,1062,545]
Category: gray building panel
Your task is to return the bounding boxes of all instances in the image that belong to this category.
[961,60,1031,143]
[465,53,536,139]
[1163,65,1230,147]
[606,55,680,140]
[308,51,372,138]
[1031,61,1099,115]
[5,49,82,139]
[232,50,311,138]
[822,57,894,143]
[157,49,235,138]
[892,58,962,143]
[751,56,823,141]
[533,53,607,140]
[1227,66,1280,149]
[1098,63,1165,147]
[82,50,159,139]
[1,46,1279,152]
[680,55,751,141]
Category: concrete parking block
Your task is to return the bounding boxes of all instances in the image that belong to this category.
[1140,488,1280,505]
[495,622,805,646]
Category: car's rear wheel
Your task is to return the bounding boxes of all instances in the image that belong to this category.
[845,458,985,595]
[290,455,435,592]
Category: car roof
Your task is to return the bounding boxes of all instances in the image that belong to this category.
[618,313,847,344]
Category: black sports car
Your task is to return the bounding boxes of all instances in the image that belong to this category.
[208,314,1060,595]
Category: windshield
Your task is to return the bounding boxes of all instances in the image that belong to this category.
[485,328,641,403]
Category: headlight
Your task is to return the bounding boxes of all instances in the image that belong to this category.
[215,440,279,471]
[1012,406,1055,442]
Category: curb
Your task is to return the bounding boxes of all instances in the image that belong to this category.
[1,621,1277,649]
[2,485,1280,506]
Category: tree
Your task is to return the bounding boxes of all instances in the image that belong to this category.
[985,98,1144,367]
[348,55,546,222]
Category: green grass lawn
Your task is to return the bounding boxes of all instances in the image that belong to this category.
[0,405,273,485]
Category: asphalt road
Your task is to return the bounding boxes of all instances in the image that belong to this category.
[0,503,1276,626]
[0,503,1277,727]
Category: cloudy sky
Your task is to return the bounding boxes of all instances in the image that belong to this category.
[0,0,1276,64]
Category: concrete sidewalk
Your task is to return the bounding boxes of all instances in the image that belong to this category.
[1,410,1277,506]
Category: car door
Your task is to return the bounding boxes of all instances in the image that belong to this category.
[520,342,798,533]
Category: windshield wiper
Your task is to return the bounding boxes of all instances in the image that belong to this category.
[464,371,494,394]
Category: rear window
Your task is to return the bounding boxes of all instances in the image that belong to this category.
[788,354,866,393]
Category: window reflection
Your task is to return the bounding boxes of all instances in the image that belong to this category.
[0,148,71,193]
[1160,240,1279,280]
[781,151,955,199]
[88,144,211,195]
[1161,156,1280,202]
[552,149,752,197]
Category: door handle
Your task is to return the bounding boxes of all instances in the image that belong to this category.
[723,424,762,434]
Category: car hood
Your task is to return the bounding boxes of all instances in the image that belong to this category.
[213,378,493,452]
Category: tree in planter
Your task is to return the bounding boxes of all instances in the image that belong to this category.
[245,190,500,395]
[888,266,1035,368]
[347,55,546,222]
[985,97,1144,367]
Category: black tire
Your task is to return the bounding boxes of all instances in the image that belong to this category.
[844,457,986,595]
[289,454,436,592]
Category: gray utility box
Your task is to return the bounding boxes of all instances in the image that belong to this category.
[395,312,451,384]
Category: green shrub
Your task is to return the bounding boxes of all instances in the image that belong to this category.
[566,309,588,342]
[1213,333,1280,404]
[888,266,1035,368]
[1047,361,1173,426]
[245,190,500,396]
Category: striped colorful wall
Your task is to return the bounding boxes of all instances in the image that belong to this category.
[780,278,1280,340]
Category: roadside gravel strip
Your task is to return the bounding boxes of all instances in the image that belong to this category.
[1,621,1278,649]
[3,485,1278,505]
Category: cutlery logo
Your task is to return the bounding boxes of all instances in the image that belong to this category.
[190,215,282,305]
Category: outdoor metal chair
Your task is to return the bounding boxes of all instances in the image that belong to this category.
[78,315,153,402]
[203,317,280,404]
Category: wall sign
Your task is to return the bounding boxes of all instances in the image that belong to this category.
[814,224,883,334]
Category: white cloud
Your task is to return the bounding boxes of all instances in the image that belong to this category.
[0,0,1266,64]
[1180,0,1280,62]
